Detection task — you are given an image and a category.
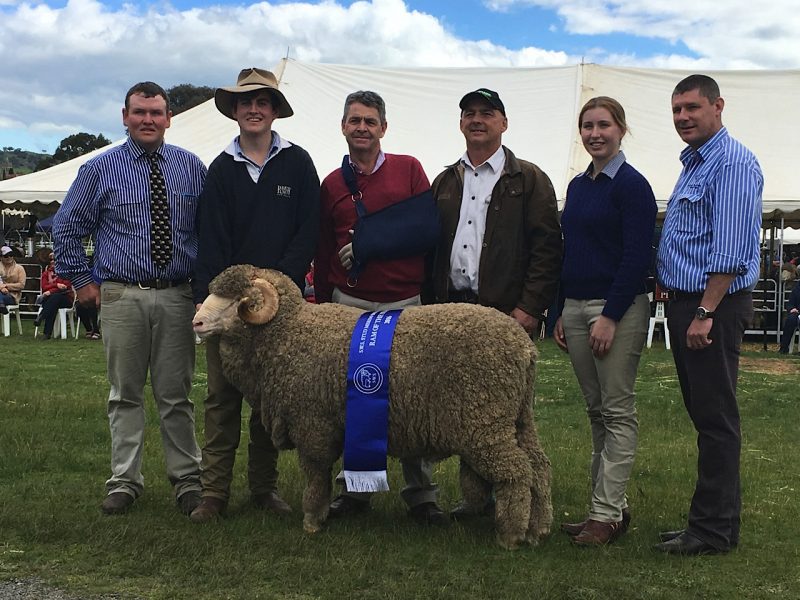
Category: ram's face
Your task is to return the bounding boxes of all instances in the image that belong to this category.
[193,278,281,338]
[193,295,241,338]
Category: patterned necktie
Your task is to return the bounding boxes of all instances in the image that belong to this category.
[146,152,172,268]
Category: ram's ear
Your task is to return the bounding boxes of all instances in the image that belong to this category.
[238,278,279,325]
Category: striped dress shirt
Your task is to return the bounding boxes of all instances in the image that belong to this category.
[656,127,763,294]
[54,138,207,289]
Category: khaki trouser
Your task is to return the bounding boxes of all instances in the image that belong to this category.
[199,335,279,502]
[101,282,201,499]
[561,294,649,522]
[332,287,438,508]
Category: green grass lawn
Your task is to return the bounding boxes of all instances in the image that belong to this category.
[1,325,798,599]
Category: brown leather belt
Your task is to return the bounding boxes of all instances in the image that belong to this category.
[106,278,189,290]
[666,290,703,301]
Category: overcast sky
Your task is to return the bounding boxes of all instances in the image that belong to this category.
[1,0,798,153]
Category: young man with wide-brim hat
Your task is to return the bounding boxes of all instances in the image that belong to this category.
[190,67,320,523]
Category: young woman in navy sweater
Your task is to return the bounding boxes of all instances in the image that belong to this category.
[555,97,657,546]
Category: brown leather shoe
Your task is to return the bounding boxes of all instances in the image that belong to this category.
[101,492,135,515]
[177,490,202,516]
[571,519,623,546]
[328,494,370,519]
[658,528,685,543]
[408,502,450,527]
[190,496,226,523]
[252,490,292,515]
[562,507,631,538]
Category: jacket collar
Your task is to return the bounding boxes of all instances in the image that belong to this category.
[447,145,520,177]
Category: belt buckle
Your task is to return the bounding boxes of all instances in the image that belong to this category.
[138,281,152,290]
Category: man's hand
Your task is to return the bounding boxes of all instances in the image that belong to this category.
[511,307,539,336]
[553,317,568,352]
[56,282,67,290]
[589,315,617,358]
[77,283,101,309]
[686,317,713,350]
[338,229,356,271]
[338,242,354,271]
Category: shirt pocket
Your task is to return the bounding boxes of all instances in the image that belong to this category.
[106,186,148,239]
[172,191,198,233]
[671,190,705,233]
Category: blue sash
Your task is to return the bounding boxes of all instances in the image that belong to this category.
[343,309,402,493]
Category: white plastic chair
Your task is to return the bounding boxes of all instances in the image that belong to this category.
[2,304,23,336]
[34,301,77,340]
[647,301,671,349]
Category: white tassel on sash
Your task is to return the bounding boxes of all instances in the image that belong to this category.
[343,469,390,493]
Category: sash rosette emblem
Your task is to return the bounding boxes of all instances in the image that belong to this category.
[354,363,383,394]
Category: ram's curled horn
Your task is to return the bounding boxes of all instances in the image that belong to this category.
[238,278,280,324]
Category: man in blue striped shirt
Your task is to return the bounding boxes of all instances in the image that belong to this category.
[655,74,763,555]
[54,81,206,517]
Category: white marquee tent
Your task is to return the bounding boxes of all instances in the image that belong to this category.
[1,59,798,226]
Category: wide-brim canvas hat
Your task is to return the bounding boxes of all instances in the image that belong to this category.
[214,68,294,120]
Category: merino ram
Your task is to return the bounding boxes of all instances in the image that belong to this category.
[193,264,552,549]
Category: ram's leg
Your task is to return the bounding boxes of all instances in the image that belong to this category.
[458,459,493,510]
[298,450,333,534]
[463,439,532,550]
[516,408,553,545]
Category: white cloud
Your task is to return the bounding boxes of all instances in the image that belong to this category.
[484,0,800,69]
[0,0,575,149]
[0,0,796,152]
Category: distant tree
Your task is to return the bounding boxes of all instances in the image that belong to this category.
[168,83,215,115]
[34,155,58,171]
[35,132,111,171]
[53,132,111,162]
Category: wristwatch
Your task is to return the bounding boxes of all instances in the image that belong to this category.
[695,306,715,320]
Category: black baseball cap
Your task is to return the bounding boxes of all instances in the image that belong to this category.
[459,88,506,116]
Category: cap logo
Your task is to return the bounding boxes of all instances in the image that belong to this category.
[478,90,492,99]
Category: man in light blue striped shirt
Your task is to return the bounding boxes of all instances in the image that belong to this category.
[655,74,763,556]
[54,81,206,518]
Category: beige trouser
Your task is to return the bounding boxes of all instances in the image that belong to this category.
[332,287,438,508]
[561,294,649,522]
[101,282,201,500]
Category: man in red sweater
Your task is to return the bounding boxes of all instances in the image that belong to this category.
[314,90,447,526]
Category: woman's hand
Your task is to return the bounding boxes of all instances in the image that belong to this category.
[554,317,568,352]
[589,315,617,358]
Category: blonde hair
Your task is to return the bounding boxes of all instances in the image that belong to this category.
[578,96,628,135]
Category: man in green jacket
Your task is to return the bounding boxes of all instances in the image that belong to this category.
[425,87,562,519]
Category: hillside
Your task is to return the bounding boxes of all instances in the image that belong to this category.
[1,147,49,177]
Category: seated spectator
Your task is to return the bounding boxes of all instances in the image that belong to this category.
[781,262,796,282]
[77,302,101,339]
[36,252,75,340]
[779,284,800,354]
[303,263,315,303]
[0,245,26,314]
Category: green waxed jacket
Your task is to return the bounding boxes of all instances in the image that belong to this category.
[424,146,562,319]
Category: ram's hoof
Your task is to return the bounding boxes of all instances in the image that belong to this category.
[303,515,324,534]
[496,532,526,550]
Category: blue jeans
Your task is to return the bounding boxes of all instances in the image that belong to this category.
[38,292,72,336]
[780,311,799,351]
